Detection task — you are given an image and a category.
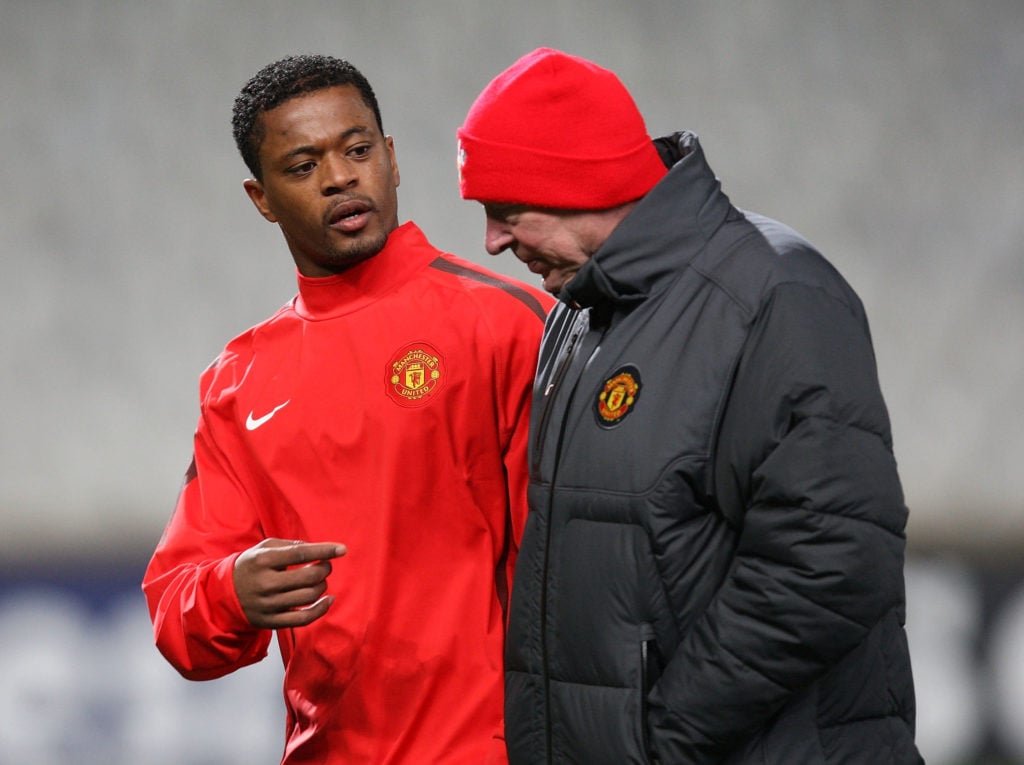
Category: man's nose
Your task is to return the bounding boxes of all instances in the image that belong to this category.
[484,217,514,255]
[321,155,357,194]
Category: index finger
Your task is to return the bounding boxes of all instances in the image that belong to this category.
[264,542,347,568]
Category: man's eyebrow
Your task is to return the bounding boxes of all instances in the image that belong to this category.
[283,144,318,161]
[485,203,528,219]
[282,126,373,161]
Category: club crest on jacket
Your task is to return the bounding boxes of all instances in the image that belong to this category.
[387,342,445,406]
[595,365,641,427]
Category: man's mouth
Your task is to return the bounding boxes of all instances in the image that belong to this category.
[327,200,373,232]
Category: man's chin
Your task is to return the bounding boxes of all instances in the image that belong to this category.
[329,232,390,270]
[544,272,574,297]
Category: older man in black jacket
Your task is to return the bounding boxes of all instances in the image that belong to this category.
[457,48,922,764]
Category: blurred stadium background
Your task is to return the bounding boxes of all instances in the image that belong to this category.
[1,1,1021,762]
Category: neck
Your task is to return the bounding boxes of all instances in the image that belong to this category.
[579,199,642,256]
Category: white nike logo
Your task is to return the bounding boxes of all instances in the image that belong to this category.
[245,400,290,431]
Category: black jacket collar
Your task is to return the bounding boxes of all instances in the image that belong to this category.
[561,131,735,309]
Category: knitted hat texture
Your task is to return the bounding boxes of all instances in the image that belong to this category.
[457,48,667,209]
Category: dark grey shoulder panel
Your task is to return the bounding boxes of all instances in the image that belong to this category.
[429,257,548,322]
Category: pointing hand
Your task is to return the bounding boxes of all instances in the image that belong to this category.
[233,538,347,629]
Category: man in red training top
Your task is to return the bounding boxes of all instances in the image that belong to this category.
[142,54,551,764]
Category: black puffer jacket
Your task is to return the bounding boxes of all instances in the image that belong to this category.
[504,132,921,764]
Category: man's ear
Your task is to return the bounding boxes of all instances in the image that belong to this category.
[243,178,278,223]
[386,135,400,189]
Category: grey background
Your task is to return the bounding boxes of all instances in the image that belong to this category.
[2,2,1023,763]
[3,1,1021,562]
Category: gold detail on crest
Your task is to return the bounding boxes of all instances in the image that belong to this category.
[387,344,445,406]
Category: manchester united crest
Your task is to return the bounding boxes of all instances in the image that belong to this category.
[386,342,445,407]
[595,365,641,427]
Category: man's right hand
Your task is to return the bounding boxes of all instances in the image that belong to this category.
[233,538,347,629]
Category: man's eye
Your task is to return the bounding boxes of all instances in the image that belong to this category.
[485,203,523,223]
[349,145,371,158]
[288,161,316,175]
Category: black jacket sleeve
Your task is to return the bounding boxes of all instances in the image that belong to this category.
[647,281,908,762]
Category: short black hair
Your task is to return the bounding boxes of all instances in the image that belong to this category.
[232,54,383,181]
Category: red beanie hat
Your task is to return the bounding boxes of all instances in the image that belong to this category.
[457,48,667,209]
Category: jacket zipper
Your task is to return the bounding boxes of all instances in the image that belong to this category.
[537,316,583,764]
[532,310,586,473]
[536,308,606,764]
[640,629,663,764]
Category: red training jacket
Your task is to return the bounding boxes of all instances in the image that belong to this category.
[143,222,552,764]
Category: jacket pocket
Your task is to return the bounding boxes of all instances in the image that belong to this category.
[640,624,663,764]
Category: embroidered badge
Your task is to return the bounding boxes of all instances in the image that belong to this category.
[456,140,467,186]
[386,342,445,407]
[595,365,642,427]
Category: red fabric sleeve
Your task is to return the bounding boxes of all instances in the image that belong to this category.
[501,334,536,566]
[142,362,272,680]
[497,297,549,607]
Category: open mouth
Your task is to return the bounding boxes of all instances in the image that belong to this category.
[327,200,373,231]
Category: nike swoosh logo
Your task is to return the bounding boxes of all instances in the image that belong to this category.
[245,400,290,431]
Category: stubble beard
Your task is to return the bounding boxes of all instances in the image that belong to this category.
[324,229,391,272]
